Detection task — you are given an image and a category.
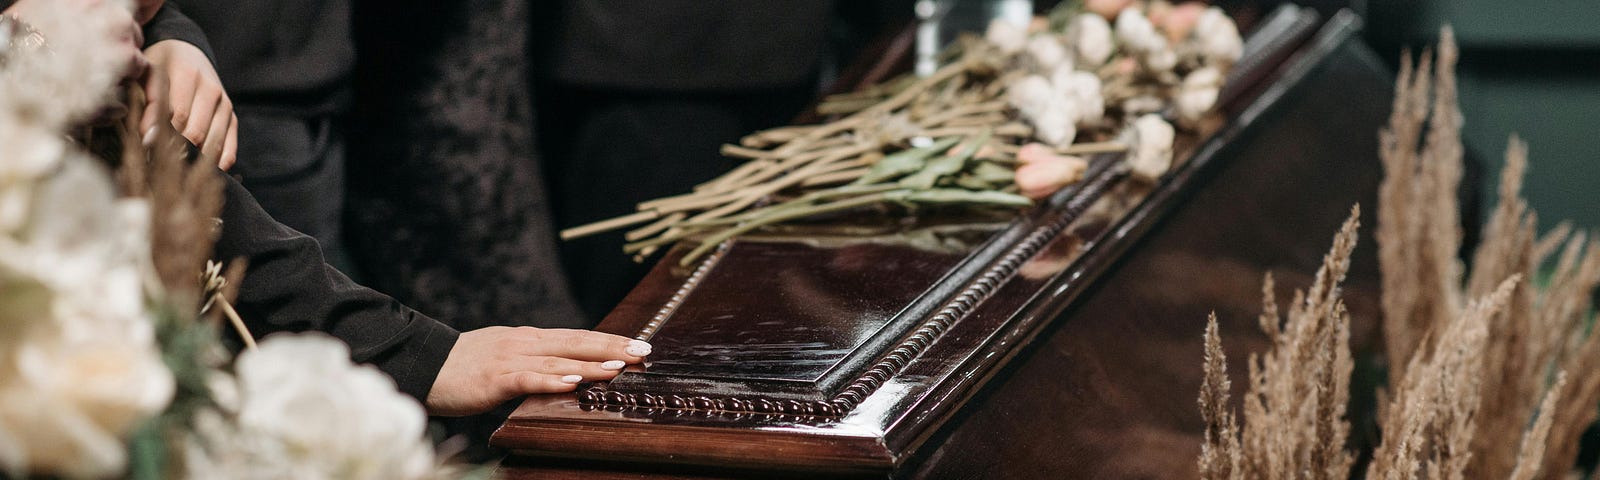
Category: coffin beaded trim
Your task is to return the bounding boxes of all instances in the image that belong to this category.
[581,162,1126,417]
[634,242,729,341]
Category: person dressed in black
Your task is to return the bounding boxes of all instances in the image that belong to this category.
[147,0,353,271]
[2,0,641,420]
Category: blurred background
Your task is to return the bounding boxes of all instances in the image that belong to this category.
[1361,0,1600,236]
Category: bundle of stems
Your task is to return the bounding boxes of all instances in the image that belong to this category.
[561,2,1232,264]
[562,35,1138,265]
[563,37,1078,265]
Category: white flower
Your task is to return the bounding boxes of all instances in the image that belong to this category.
[1067,14,1114,67]
[1194,7,1243,67]
[1114,8,1165,54]
[1124,114,1176,181]
[984,18,1027,55]
[1050,67,1104,125]
[184,334,441,480]
[1006,74,1056,119]
[0,2,177,477]
[1008,74,1079,148]
[1031,106,1078,149]
[1175,67,1224,127]
[0,0,131,132]
[1142,46,1178,73]
[1025,35,1070,71]
[0,156,170,478]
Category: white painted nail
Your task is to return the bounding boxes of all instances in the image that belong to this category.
[559,374,583,384]
[142,126,158,147]
[625,340,653,357]
[600,360,626,371]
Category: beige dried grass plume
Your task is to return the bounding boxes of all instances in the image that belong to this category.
[1202,25,1600,480]
[1374,27,1600,480]
[1199,207,1360,480]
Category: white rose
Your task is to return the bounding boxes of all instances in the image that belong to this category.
[1141,46,1178,72]
[1031,104,1079,149]
[215,333,437,479]
[0,336,173,478]
[1175,67,1224,127]
[1124,114,1176,181]
[1006,74,1056,119]
[984,18,1027,55]
[0,159,170,480]
[1067,14,1114,67]
[1114,8,1164,54]
[1025,35,1071,71]
[1051,67,1104,125]
[1194,7,1243,67]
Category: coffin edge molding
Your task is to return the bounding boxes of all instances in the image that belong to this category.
[576,160,1127,418]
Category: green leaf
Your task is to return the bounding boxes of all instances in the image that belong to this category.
[905,189,1033,208]
[852,136,962,185]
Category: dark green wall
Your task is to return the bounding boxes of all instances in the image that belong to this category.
[1363,0,1600,234]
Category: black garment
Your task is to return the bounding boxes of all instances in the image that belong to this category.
[142,4,214,60]
[155,1,355,272]
[541,0,833,91]
[347,0,584,332]
[232,114,352,271]
[133,0,448,401]
[213,172,458,403]
[349,1,585,456]
[168,0,353,118]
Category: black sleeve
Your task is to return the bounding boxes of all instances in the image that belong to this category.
[212,172,460,403]
[141,3,215,61]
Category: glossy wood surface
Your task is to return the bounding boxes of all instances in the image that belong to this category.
[496,8,1394,479]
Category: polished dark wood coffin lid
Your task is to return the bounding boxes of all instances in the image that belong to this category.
[495,7,1375,476]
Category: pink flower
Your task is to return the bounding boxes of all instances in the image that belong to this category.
[1015,143,1089,200]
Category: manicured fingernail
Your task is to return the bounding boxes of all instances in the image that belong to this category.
[625,340,652,357]
[142,126,158,147]
[560,374,583,384]
[601,360,626,370]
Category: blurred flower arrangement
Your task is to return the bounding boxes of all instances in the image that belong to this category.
[0,1,458,478]
[562,0,1240,266]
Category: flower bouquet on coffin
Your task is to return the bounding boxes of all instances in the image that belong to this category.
[562,0,1239,264]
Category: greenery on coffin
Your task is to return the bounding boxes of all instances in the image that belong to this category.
[562,1,1241,265]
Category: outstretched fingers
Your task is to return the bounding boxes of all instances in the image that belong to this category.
[510,355,624,382]
[497,371,582,397]
[513,328,652,363]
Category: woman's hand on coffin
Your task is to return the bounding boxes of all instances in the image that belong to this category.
[424,326,652,416]
[142,38,238,170]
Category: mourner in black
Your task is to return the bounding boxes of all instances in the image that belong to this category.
[2,0,644,417]
[162,0,356,272]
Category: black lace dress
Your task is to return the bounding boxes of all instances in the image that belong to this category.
[346,0,585,332]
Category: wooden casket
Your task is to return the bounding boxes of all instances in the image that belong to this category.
[494,8,1396,479]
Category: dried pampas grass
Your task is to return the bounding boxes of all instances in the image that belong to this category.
[1200,25,1600,480]
[1376,27,1600,480]
[1199,207,1360,480]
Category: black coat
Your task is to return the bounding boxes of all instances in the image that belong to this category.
[215,173,459,403]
